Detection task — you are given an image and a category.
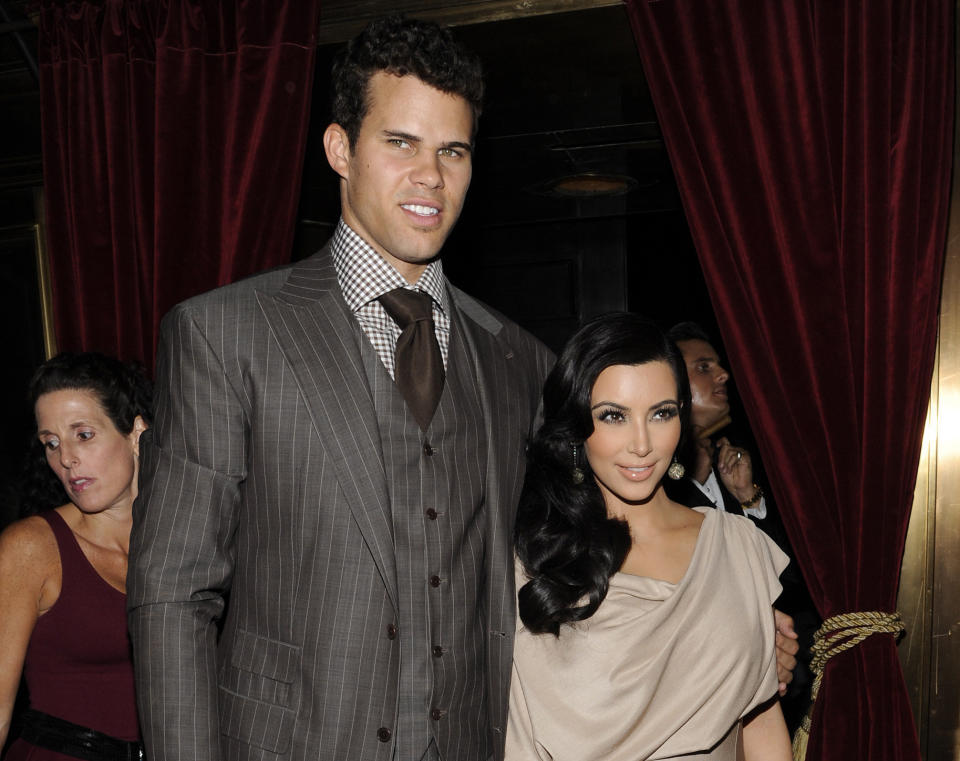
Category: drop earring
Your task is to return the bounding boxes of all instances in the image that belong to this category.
[571,443,585,485]
[667,456,685,480]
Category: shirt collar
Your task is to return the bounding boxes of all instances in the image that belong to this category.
[332,219,447,314]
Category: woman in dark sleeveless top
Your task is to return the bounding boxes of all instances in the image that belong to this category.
[0,353,151,761]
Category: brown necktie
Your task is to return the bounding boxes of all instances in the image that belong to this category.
[378,288,444,431]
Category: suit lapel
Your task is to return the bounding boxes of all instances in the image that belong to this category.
[255,247,398,610]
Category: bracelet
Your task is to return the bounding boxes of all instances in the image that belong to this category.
[741,484,763,509]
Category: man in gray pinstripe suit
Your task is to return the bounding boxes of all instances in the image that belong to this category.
[127,15,553,761]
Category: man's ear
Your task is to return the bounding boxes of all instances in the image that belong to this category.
[323,123,351,180]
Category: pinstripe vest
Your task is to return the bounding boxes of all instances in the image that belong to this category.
[360,310,490,761]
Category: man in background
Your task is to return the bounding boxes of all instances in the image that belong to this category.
[666,322,769,520]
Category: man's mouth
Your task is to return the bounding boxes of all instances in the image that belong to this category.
[401,203,440,217]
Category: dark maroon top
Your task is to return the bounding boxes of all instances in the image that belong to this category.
[6,509,140,760]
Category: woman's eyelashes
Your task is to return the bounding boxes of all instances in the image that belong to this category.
[595,404,679,425]
[652,404,680,421]
[595,407,626,424]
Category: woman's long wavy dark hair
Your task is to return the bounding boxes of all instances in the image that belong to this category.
[515,313,691,636]
[20,352,153,517]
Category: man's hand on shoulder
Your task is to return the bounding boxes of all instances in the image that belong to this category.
[773,609,799,695]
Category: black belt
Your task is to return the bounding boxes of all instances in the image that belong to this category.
[19,708,144,761]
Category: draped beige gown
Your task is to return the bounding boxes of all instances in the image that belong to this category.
[506,507,789,760]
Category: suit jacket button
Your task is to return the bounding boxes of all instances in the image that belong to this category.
[425,508,438,520]
[430,708,445,721]
[377,727,392,742]
[432,645,444,658]
[387,624,398,639]
[429,575,442,588]
[423,442,435,456]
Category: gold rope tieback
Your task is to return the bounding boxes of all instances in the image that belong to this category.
[791,610,904,761]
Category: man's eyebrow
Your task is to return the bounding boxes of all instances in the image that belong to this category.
[442,140,473,154]
[382,131,473,154]
[383,129,421,143]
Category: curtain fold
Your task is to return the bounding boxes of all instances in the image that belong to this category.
[39,0,322,370]
[626,1,953,758]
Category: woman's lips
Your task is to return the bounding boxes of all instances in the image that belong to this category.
[617,464,655,481]
[69,477,94,492]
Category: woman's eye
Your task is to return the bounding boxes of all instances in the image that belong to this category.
[78,431,94,441]
[652,406,679,421]
[597,409,625,423]
[43,439,59,452]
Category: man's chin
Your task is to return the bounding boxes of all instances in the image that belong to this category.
[695,408,731,431]
[395,246,446,266]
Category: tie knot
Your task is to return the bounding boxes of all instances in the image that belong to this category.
[378,288,434,328]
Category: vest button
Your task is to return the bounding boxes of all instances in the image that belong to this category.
[386,624,398,640]
[377,727,392,742]
[430,708,445,721]
[425,508,438,520]
[429,575,442,588]
[423,442,435,456]
[432,645,444,658]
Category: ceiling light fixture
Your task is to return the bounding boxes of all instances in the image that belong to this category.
[539,172,638,198]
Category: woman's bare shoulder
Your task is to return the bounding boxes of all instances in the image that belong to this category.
[0,514,60,574]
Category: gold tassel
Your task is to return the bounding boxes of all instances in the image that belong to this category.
[790,610,904,761]
[791,713,811,761]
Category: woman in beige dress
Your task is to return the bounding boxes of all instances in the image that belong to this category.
[508,313,791,760]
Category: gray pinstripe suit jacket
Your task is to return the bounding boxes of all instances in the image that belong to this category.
[127,244,553,761]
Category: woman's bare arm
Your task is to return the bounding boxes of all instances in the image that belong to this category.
[0,517,59,748]
[742,696,791,761]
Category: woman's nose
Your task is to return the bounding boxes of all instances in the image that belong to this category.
[629,425,652,456]
[58,445,78,468]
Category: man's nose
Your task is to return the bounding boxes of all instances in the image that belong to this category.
[410,152,444,189]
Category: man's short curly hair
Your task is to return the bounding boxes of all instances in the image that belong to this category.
[330,14,484,146]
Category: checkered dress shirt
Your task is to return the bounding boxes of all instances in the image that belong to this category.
[331,219,451,379]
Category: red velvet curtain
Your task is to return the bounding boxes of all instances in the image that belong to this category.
[627,1,952,758]
[39,0,321,370]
